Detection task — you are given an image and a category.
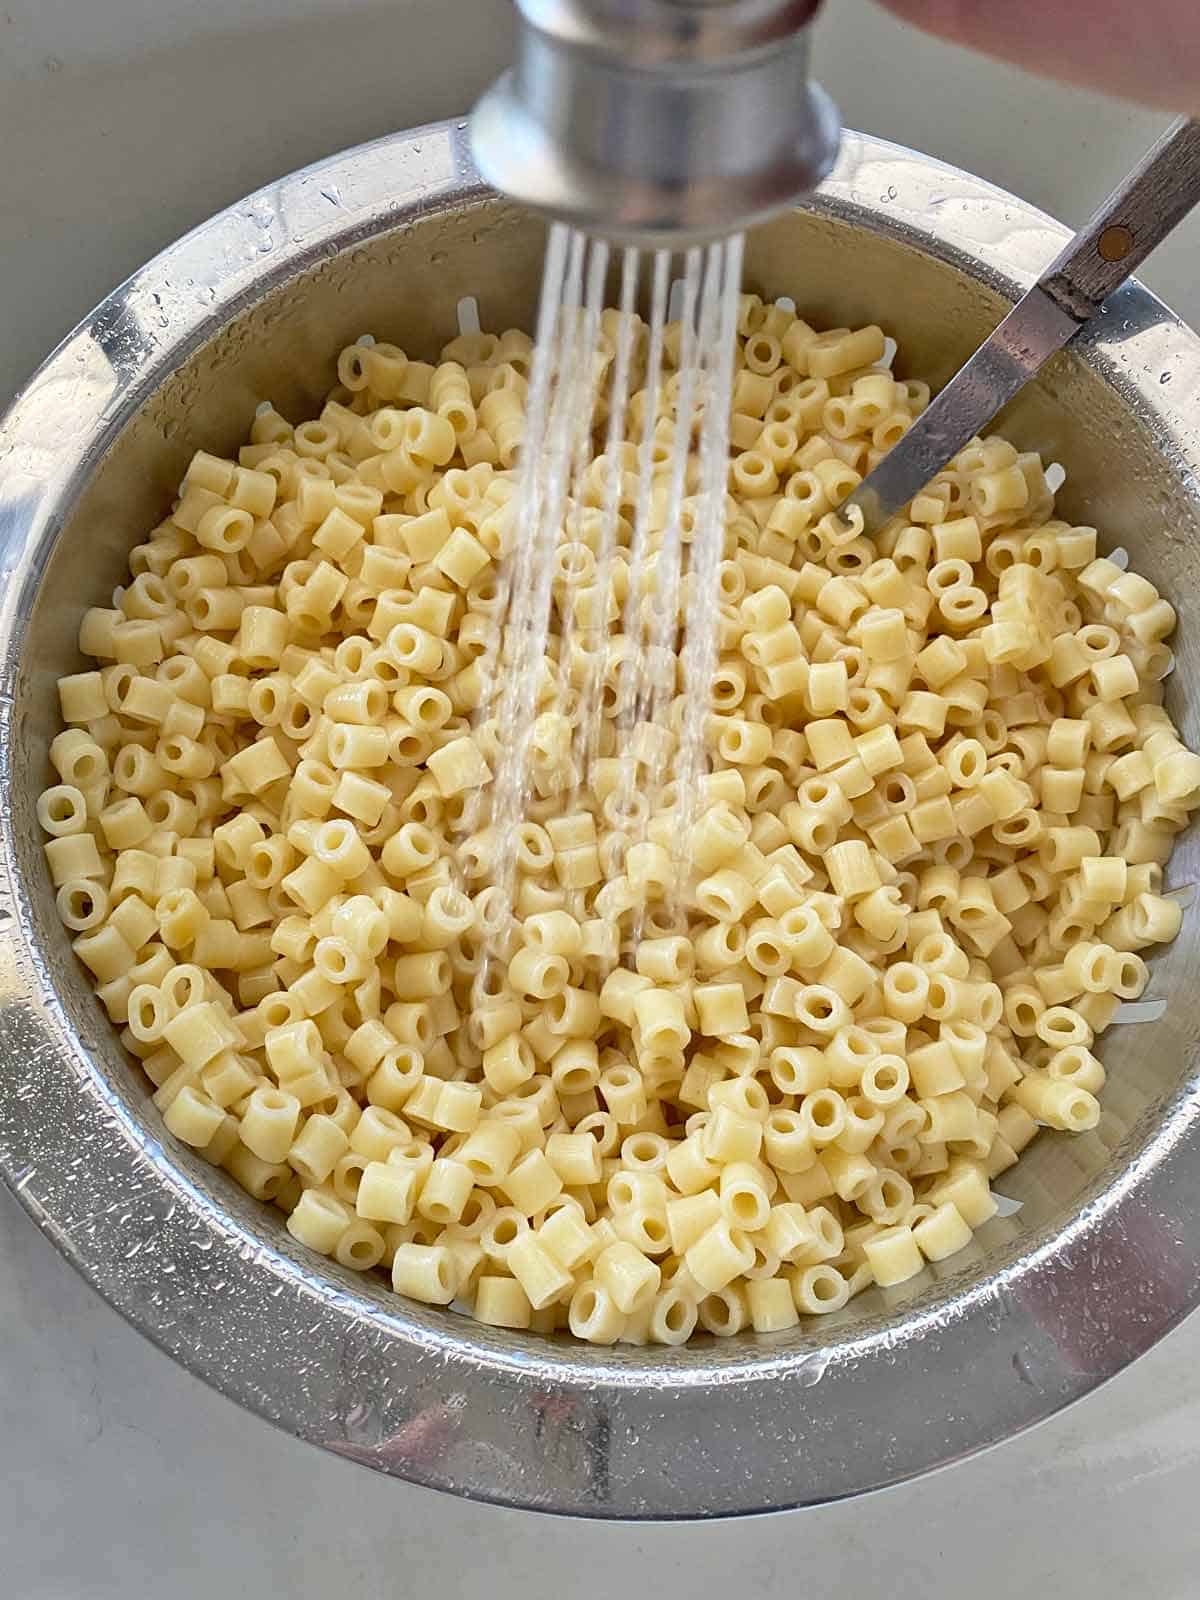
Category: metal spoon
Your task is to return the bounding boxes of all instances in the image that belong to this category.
[839,117,1200,535]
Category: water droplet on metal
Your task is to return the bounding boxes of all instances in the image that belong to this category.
[794,1350,830,1387]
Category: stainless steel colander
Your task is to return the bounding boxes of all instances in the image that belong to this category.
[1,122,1199,1517]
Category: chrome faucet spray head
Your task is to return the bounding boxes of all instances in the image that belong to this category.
[469,0,840,248]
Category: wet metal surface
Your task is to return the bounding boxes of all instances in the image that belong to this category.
[2,124,1200,1516]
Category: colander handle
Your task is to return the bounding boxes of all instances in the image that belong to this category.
[1041,116,1200,323]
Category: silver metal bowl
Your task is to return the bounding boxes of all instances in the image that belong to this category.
[2,121,1200,1519]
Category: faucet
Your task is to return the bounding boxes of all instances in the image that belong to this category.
[469,0,840,247]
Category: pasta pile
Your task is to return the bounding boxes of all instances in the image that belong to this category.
[38,296,1200,1345]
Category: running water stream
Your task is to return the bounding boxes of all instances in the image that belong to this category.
[469,223,745,986]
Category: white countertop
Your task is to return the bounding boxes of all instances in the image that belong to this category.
[2,2,1198,1590]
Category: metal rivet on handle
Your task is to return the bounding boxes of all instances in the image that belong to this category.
[1099,224,1135,262]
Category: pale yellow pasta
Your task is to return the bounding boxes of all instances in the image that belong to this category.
[746,1276,800,1332]
[686,1218,755,1293]
[240,1085,301,1164]
[791,1263,850,1315]
[544,1131,602,1187]
[162,1084,226,1148]
[286,1189,353,1255]
[287,1113,349,1185]
[537,1202,595,1271]
[390,1242,457,1304]
[563,1279,619,1342]
[507,1231,574,1310]
[40,305,1200,1346]
[357,1156,423,1227]
[502,1147,563,1215]
[912,1201,972,1262]
[348,1104,410,1161]
[864,1225,924,1288]
[1011,1072,1100,1132]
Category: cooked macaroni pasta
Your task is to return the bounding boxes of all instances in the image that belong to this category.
[41,299,1200,1344]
